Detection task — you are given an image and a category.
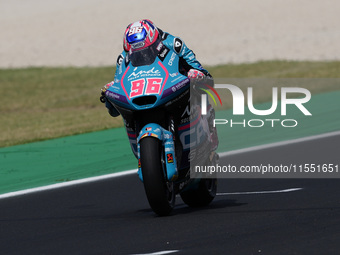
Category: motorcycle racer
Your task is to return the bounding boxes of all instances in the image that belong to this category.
[100,19,218,151]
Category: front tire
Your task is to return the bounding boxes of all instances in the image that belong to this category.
[140,137,175,216]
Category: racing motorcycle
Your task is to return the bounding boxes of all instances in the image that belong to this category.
[103,43,218,216]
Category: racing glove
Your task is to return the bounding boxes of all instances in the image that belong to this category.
[187,69,205,80]
[100,82,120,117]
[188,69,214,94]
[100,82,113,103]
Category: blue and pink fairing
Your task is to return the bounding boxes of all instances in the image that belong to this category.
[105,53,189,111]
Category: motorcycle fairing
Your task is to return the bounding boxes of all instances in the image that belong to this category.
[105,52,190,111]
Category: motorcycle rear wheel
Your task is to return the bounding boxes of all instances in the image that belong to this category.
[180,178,217,207]
[140,137,175,216]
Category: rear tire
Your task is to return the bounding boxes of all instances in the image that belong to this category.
[140,137,175,216]
[180,178,217,207]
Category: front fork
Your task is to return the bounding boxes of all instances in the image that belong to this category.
[137,123,178,182]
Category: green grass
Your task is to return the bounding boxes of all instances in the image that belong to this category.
[0,67,121,147]
[0,61,339,148]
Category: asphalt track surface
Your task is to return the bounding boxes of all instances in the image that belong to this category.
[1,134,340,255]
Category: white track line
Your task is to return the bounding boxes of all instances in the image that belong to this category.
[217,188,303,196]
[0,130,339,200]
[131,250,179,255]
[0,169,137,200]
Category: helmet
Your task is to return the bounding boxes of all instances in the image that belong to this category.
[123,19,162,66]
[123,19,159,52]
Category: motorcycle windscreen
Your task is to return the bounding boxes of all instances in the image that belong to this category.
[129,39,162,67]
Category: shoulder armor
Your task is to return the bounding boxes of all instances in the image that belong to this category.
[173,37,183,54]
[116,54,124,66]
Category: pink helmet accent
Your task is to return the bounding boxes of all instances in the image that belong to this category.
[123,19,159,52]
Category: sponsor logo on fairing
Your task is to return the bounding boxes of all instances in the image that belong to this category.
[167,153,174,163]
[170,72,179,77]
[128,67,161,80]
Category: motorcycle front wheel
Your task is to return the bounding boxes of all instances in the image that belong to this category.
[140,137,175,216]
